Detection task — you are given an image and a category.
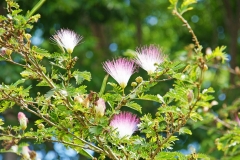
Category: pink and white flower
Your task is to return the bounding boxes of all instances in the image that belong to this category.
[50,29,83,54]
[103,58,137,88]
[22,146,30,159]
[134,45,164,74]
[18,112,28,131]
[110,112,140,138]
[94,98,106,117]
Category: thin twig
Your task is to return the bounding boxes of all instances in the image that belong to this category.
[172,9,201,52]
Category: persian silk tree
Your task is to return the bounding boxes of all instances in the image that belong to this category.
[0,0,228,160]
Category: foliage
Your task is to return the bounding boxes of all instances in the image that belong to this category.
[0,0,238,160]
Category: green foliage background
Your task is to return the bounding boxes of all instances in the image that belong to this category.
[0,0,239,159]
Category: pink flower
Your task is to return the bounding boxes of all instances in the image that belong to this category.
[18,112,28,131]
[110,112,140,138]
[22,146,30,159]
[50,29,83,54]
[0,47,6,56]
[94,98,106,117]
[103,58,137,88]
[235,113,240,127]
[134,45,164,74]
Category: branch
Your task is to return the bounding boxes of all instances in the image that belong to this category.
[1,90,103,153]
[26,0,46,18]
[172,9,202,52]
[96,136,119,160]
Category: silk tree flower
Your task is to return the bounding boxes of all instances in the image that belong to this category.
[110,112,140,138]
[22,146,37,160]
[22,146,30,160]
[103,58,137,88]
[18,112,28,131]
[50,29,83,54]
[134,44,164,74]
[94,98,106,117]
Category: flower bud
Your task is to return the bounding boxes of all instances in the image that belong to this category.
[187,90,194,103]
[18,112,28,131]
[235,66,240,75]
[24,33,32,40]
[94,98,106,117]
[0,47,6,56]
[235,113,240,127]
[22,146,30,159]
[135,76,143,83]
[5,48,12,56]
[74,94,90,108]
[131,82,137,87]
[11,145,18,152]
[37,123,44,129]
[203,64,208,71]
[74,94,84,103]
[206,47,212,55]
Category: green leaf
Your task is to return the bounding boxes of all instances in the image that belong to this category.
[32,46,51,58]
[181,0,197,7]
[12,9,22,15]
[158,106,182,114]
[196,153,210,160]
[0,28,6,36]
[179,127,192,135]
[107,82,123,93]
[35,119,45,125]
[180,0,197,15]
[125,101,142,113]
[0,119,4,125]
[0,101,15,113]
[20,69,38,78]
[0,15,7,21]
[205,46,227,63]
[157,94,165,104]
[0,135,12,141]
[77,148,93,159]
[72,71,91,85]
[89,126,103,135]
[202,87,215,94]
[45,89,57,99]
[13,79,26,86]
[36,80,50,86]
[190,112,203,121]
[137,94,160,103]
[171,61,186,71]
[169,0,178,5]
[156,151,187,160]
[8,1,20,9]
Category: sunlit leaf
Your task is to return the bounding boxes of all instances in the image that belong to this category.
[179,127,192,135]
[72,71,91,85]
[137,94,160,103]
[125,101,142,113]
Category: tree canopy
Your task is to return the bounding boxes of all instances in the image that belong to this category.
[0,0,240,159]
